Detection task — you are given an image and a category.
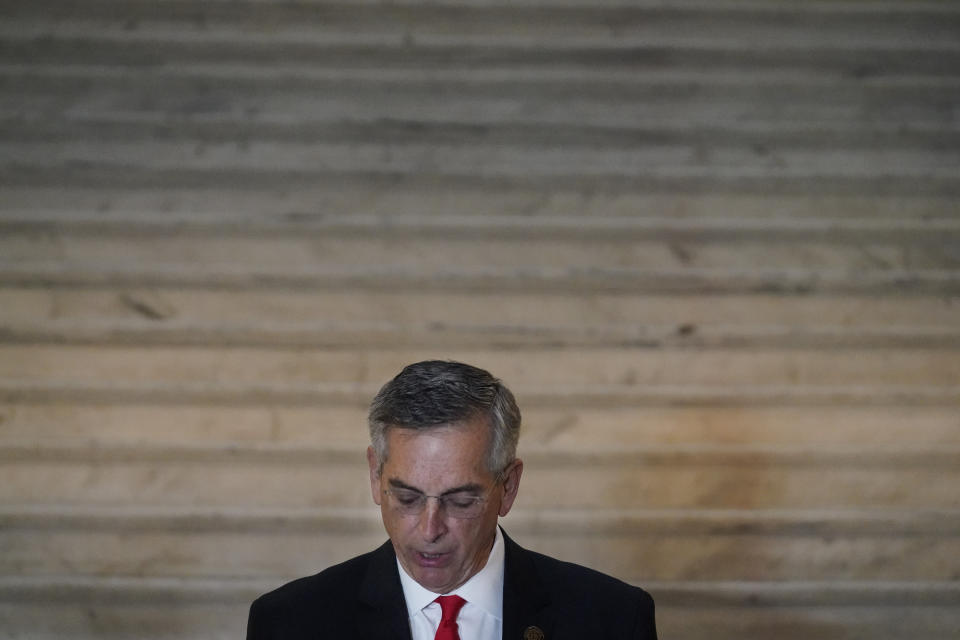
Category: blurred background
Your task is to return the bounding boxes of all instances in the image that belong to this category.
[1,0,959,638]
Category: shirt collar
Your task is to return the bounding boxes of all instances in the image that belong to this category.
[397,526,505,622]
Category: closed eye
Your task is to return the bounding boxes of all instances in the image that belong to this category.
[392,490,423,506]
[444,493,480,509]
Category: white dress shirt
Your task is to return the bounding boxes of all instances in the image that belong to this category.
[397,526,505,640]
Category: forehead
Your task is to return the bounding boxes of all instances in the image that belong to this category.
[382,420,493,489]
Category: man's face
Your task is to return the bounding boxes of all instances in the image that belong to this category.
[367,418,522,594]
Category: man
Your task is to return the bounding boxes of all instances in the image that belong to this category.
[247,360,657,639]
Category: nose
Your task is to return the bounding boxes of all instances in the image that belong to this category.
[418,496,448,542]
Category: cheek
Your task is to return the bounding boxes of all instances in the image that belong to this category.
[385,511,419,538]
[458,521,486,547]
[380,510,402,536]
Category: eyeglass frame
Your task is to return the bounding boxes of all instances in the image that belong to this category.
[381,483,498,520]
[378,458,520,519]
[380,459,520,520]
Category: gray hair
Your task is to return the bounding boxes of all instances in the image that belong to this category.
[368,360,521,476]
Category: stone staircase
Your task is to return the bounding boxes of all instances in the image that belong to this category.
[1,0,959,638]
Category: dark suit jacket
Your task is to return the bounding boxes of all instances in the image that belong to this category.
[247,528,657,640]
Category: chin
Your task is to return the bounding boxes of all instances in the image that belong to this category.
[416,571,453,592]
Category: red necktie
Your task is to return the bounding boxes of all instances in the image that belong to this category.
[433,595,467,640]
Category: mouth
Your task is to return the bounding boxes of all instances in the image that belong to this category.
[415,550,450,567]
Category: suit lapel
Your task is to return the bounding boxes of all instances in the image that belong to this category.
[357,541,414,640]
[501,529,554,640]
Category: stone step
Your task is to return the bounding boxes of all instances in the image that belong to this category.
[5,288,958,332]
[3,576,958,640]
[7,318,960,350]
[6,25,958,57]
[654,580,960,640]
[4,11,956,53]
[5,61,958,119]
[4,210,960,239]
[3,142,956,199]
[7,159,955,195]
[4,378,958,409]
[5,211,959,244]
[3,403,959,450]
[9,40,953,78]
[11,0,960,11]
[7,61,959,100]
[5,1,959,50]
[4,441,958,509]
[4,230,957,275]
[5,136,956,179]
[4,261,959,294]
[5,345,960,388]
[2,186,955,221]
[2,10,957,76]
[8,118,958,158]
[2,505,959,581]
[3,288,960,342]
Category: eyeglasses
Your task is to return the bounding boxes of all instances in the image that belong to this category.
[383,487,492,519]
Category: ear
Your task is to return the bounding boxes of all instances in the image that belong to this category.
[497,458,523,517]
[367,446,382,506]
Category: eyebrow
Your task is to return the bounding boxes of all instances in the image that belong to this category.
[387,478,485,495]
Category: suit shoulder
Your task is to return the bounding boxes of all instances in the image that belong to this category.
[249,549,375,618]
[526,547,655,607]
[521,549,657,637]
[247,544,399,640]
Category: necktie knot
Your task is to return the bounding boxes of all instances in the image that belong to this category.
[433,595,467,640]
